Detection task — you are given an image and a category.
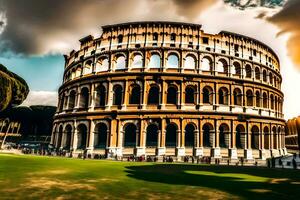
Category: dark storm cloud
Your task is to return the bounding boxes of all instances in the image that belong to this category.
[0,0,217,56]
[268,0,300,66]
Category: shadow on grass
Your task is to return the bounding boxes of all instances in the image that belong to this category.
[125,164,300,200]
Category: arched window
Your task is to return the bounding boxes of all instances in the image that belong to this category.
[80,87,89,109]
[233,88,242,106]
[245,65,252,78]
[57,126,63,148]
[217,59,228,74]
[124,123,137,147]
[263,127,270,149]
[129,85,141,104]
[185,124,195,147]
[255,91,260,107]
[218,87,229,105]
[113,85,123,106]
[146,124,159,147]
[94,123,108,148]
[269,73,273,85]
[246,90,253,106]
[96,57,109,72]
[148,86,160,105]
[71,68,76,79]
[68,90,76,109]
[273,127,277,149]
[83,60,92,75]
[203,86,213,105]
[131,54,143,68]
[219,124,230,148]
[236,124,246,149]
[270,94,274,110]
[166,124,177,147]
[184,56,196,69]
[185,86,196,104]
[203,123,214,147]
[167,54,179,68]
[64,125,72,149]
[251,125,259,149]
[201,57,212,72]
[167,86,178,105]
[233,62,241,77]
[263,70,267,82]
[115,55,126,70]
[255,67,260,80]
[59,94,65,111]
[263,92,268,108]
[95,85,106,107]
[77,124,87,149]
[75,65,82,77]
[148,54,161,68]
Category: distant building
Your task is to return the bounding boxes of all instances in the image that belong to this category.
[52,21,286,162]
[286,118,300,152]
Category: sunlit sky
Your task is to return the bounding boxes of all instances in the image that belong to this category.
[0,0,300,120]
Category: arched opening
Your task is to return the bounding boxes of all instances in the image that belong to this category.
[115,55,126,70]
[59,94,65,111]
[263,70,267,82]
[117,34,123,44]
[233,88,242,106]
[167,86,178,105]
[269,73,273,85]
[203,123,214,147]
[131,54,143,68]
[94,123,108,149]
[83,60,92,75]
[263,92,268,108]
[129,85,141,105]
[146,124,159,148]
[170,33,176,42]
[68,90,76,109]
[219,124,230,148]
[75,65,82,77]
[57,126,63,148]
[236,124,246,149]
[251,125,259,149]
[165,123,177,147]
[201,57,212,72]
[255,67,260,80]
[270,94,274,110]
[77,124,88,149]
[255,91,260,107]
[96,57,109,72]
[64,125,72,149]
[148,54,161,68]
[272,127,277,149]
[217,59,228,74]
[167,54,179,68]
[148,85,160,105]
[184,55,196,69]
[233,62,241,77]
[185,124,195,147]
[263,127,270,149]
[218,87,229,105]
[185,86,196,104]
[113,85,123,106]
[95,85,106,107]
[246,90,253,106]
[80,87,89,109]
[245,65,252,78]
[203,86,213,105]
[124,123,137,147]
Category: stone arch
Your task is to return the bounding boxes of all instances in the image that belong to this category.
[255,91,261,107]
[57,125,63,148]
[251,125,259,149]
[115,54,126,70]
[263,126,270,149]
[218,87,229,105]
[148,53,161,68]
[129,84,141,105]
[68,90,76,109]
[203,86,214,105]
[232,61,241,77]
[245,64,252,78]
[165,123,178,147]
[233,88,242,106]
[236,124,246,149]
[167,84,178,105]
[167,53,179,68]
[185,123,196,147]
[96,56,109,72]
[263,92,268,108]
[202,122,214,147]
[255,67,260,80]
[146,123,159,148]
[272,126,277,149]
[83,60,93,75]
[148,84,160,105]
[123,123,138,147]
[113,84,123,106]
[185,85,196,104]
[184,54,197,69]
[80,87,89,109]
[77,123,88,149]
[201,56,213,72]
[246,89,254,106]
[131,52,143,68]
[63,124,72,149]
[216,58,229,74]
[95,85,107,107]
[263,70,267,82]
[94,122,108,148]
[219,123,230,148]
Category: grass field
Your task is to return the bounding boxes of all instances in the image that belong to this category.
[0,154,300,200]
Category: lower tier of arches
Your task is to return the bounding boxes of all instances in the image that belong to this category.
[52,115,286,160]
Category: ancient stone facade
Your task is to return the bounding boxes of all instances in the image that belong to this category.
[52,21,286,161]
[286,117,300,152]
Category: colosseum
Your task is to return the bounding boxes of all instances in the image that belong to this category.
[51,21,287,162]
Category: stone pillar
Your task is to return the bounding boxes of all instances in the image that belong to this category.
[88,121,95,152]
[161,80,167,109]
[122,80,129,110]
[176,129,185,156]
[106,82,113,110]
[75,91,81,110]
[72,128,78,151]
[142,80,147,110]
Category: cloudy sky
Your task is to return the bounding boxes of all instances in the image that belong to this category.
[0,0,299,119]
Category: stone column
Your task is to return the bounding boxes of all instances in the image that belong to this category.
[90,84,95,111]
[72,128,78,151]
[88,121,95,152]
[122,80,129,110]
[106,81,113,110]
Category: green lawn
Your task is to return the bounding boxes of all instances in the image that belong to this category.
[0,154,300,200]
